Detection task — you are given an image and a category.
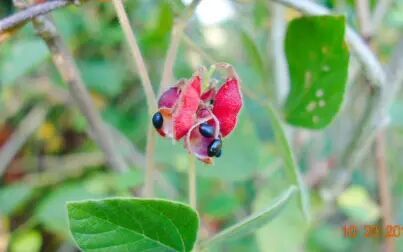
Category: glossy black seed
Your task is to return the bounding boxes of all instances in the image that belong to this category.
[215,149,222,158]
[152,112,163,129]
[207,139,222,157]
[199,122,215,138]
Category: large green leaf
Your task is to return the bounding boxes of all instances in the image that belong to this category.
[284,15,349,129]
[266,103,310,220]
[67,198,199,252]
[200,186,297,249]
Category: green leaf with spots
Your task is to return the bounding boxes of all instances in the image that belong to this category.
[67,198,199,252]
[284,15,349,129]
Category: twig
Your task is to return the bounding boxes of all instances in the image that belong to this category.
[111,0,158,197]
[143,126,156,197]
[188,155,197,209]
[0,105,47,177]
[159,0,202,92]
[0,0,73,34]
[270,2,289,104]
[270,0,386,89]
[31,14,128,172]
[355,0,372,39]
[111,0,156,113]
[375,131,395,252]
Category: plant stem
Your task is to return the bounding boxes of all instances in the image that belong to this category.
[188,155,197,209]
[144,125,156,197]
[111,0,158,196]
[375,131,395,252]
[111,0,156,113]
[159,0,202,93]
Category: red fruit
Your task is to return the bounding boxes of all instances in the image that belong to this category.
[212,78,243,137]
[173,76,202,140]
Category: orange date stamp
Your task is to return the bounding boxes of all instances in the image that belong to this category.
[342,224,403,239]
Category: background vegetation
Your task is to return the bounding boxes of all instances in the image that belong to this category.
[0,0,403,251]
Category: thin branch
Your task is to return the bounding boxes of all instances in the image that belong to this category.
[143,126,156,197]
[270,2,289,104]
[0,0,73,34]
[32,14,128,172]
[0,105,47,177]
[355,0,372,39]
[111,0,156,113]
[159,0,202,93]
[188,155,197,209]
[271,0,386,89]
[111,0,158,197]
[375,131,395,252]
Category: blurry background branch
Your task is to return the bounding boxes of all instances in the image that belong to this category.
[31,13,129,172]
[0,106,48,177]
[0,0,79,34]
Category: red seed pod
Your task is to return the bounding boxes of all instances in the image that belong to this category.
[212,77,243,137]
[173,75,202,140]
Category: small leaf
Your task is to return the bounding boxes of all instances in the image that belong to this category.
[201,186,297,249]
[284,15,349,129]
[67,198,199,252]
[266,103,311,220]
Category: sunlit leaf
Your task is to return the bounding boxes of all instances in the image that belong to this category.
[284,15,349,129]
[67,198,199,252]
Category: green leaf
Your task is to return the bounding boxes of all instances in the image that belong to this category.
[201,186,297,249]
[0,183,33,216]
[266,103,310,220]
[284,15,349,129]
[67,198,199,252]
[0,39,48,86]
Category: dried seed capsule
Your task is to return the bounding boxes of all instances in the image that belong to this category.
[207,139,222,157]
[199,122,215,138]
[152,112,163,129]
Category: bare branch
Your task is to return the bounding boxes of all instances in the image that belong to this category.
[270,2,289,103]
[355,0,372,39]
[32,14,128,172]
[0,0,73,34]
[0,106,47,177]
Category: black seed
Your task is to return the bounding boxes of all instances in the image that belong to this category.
[199,122,215,138]
[152,112,163,129]
[207,139,222,157]
[215,149,222,158]
[210,99,215,105]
